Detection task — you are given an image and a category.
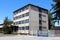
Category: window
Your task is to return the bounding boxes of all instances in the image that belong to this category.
[14,12,18,15]
[19,21,21,24]
[14,17,15,20]
[26,13,29,16]
[22,27,24,30]
[21,19,29,24]
[15,22,19,25]
[42,27,46,30]
[24,26,29,30]
[26,26,29,30]
[24,6,28,10]
[42,15,46,17]
[42,10,47,13]
[39,26,42,30]
[14,12,29,20]
[15,16,18,19]
[18,27,21,30]
[14,23,16,25]
[22,14,25,17]
[24,27,26,30]
[39,14,41,18]
[19,15,21,18]
[42,20,46,23]
[21,20,25,24]
[21,20,23,24]
[39,20,42,24]
[20,27,22,30]
[15,19,29,25]
[39,9,42,12]
[25,19,29,23]
[18,26,29,30]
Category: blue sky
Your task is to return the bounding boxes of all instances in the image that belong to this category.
[0,0,59,26]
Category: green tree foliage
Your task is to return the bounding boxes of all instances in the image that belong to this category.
[50,0,60,25]
[48,12,55,30]
[48,12,52,30]
[2,17,13,34]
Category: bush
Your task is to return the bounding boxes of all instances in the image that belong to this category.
[2,26,12,34]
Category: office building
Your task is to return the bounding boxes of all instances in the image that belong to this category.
[13,4,48,35]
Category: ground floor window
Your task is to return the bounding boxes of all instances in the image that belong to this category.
[18,26,29,30]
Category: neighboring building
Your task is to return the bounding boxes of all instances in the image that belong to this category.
[0,24,3,28]
[13,4,48,35]
[54,26,60,30]
[0,24,3,33]
[0,24,18,33]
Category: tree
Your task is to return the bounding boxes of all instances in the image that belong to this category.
[50,0,60,25]
[2,17,13,34]
[48,12,56,30]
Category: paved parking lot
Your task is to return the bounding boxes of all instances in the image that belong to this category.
[0,35,60,40]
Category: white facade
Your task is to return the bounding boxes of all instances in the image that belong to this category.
[0,24,3,28]
[13,4,48,35]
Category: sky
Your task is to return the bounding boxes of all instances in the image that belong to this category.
[0,0,59,26]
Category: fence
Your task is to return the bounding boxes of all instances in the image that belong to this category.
[29,30,48,37]
[30,30,60,37]
[48,30,60,37]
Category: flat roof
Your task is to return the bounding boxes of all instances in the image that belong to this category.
[13,4,48,13]
[0,24,3,26]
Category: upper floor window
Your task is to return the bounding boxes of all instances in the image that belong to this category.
[42,27,46,30]
[14,6,29,15]
[15,22,19,25]
[14,12,18,15]
[14,18,15,20]
[26,13,29,16]
[42,15,46,17]
[19,15,22,18]
[39,26,42,30]
[25,19,29,23]
[22,27,24,30]
[19,21,21,24]
[26,26,29,30]
[39,14,41,18]
[39,20,42,24]
[42,20,46,23]
[14,12,29,20]
[22,14,25,17]
[21,20,24,24]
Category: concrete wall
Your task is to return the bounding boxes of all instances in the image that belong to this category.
[29,6,39,35]
[48,30,60,37]
[29,6,39,30]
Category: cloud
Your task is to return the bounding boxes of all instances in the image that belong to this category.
[0,20,3,24]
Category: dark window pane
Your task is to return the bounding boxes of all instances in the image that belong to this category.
[22,14,25,17]
[26,19,29,23]
[26,13,29,16]
[14,18,15,20]
[16,22,19,25]
[21,20,25,24]
[39,14,41,17]
[18,27,21,30]
[39,26,42,30]
[19,21,21,24]
[39,20,42,24]
[22,27,24,30]
[26,26,29,30]
[19,15,21,18]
